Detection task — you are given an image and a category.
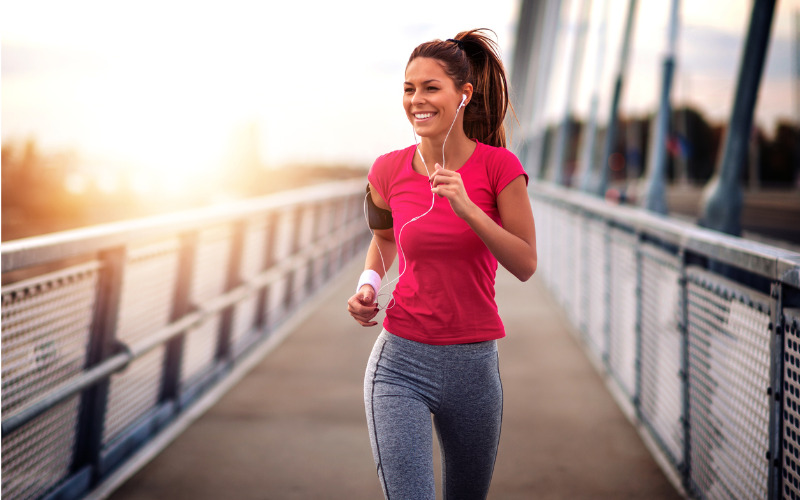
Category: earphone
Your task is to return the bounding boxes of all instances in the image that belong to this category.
[365,91,469,310]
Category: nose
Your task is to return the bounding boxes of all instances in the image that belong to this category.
[410,91,424,106]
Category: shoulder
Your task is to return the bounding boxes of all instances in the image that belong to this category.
[372,145,415,172]
[474,141,528,191]
[475,141,522,166]
[368,145,415,201]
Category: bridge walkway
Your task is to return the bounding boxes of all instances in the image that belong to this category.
[107,258,682,500]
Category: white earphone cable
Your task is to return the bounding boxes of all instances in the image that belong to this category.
[364,96,465,310]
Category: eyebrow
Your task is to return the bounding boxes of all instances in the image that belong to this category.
[404,79,442,86]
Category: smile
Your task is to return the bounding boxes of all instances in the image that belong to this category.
[414,112,436,120]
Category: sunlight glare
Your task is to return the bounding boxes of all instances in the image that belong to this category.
[2,0,519,192]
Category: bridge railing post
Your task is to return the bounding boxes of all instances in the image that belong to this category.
[677,248,692,493]
[633,234,644,419]
[281,206,303,315]
[255,211,279,332]
[216,219,247,364]
[74,246,127,484]
[767,281,785,500]
[160,231,198,406]
[303,202,321,296]
[602,220,612,369]
[319,200,336,283]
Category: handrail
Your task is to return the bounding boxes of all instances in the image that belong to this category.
[530,182,800,284]
[1,179,365,272]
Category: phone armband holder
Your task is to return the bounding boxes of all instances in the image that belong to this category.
[366,184,393,230]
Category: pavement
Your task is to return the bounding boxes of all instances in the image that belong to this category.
[108,257,683,500]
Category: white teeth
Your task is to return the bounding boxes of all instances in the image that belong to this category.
[415,113,434,119]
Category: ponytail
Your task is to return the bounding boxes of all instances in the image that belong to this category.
[408,28,510,148]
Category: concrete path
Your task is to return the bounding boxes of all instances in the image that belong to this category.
[109,258,683,500]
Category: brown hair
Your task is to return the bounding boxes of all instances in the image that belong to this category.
[407,28,510,148]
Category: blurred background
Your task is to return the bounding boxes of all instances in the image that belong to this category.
[518,0,800,246]
[2,0,517,240]
[2,0,799,244]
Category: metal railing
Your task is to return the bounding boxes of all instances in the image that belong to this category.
[1,179,371,500]
[531,181,800,500]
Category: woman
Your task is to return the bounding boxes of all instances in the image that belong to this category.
[347,28,537,500]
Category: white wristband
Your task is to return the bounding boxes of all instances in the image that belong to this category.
[356,269,381,295]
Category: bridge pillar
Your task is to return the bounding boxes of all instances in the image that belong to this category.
[699,0,777,236]
[552,0,590,187]
[640,0,680,215]
[577,0,611,193]
[595,0,638,197]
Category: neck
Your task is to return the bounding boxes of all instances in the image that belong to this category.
[417,131,471,170]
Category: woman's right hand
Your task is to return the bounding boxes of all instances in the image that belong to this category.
[347,285,379,327]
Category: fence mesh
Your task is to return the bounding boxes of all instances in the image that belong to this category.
[266,209,296,325]
[572,215,589,336]
[685,267,772,500]
[559,208,578,317]
[104,239,179,445]
[2,262,99,499]
[231,216,270,352]
[531,199,553,287]
[639,243,684,466]
[181,225,232,385]
[584,216,607,362]
[783,309,800,499]
[1,398,81,500]
[607,227,638,398]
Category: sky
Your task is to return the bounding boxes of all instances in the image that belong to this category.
[2,0,520,183]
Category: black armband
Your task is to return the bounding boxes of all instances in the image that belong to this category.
[366,184,393,229]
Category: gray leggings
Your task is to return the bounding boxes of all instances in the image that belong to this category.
[364,330,503,500]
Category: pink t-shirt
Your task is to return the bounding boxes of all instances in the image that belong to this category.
[368,140,528,345]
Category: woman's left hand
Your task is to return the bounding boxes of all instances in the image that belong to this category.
[430,164,477,220]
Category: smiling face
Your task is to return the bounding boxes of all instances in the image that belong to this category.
[404,57,468,140]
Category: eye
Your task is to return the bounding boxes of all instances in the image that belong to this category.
[426,86,439,92]
[403,87,414,95]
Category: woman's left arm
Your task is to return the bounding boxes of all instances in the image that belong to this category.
[431,166,537,281]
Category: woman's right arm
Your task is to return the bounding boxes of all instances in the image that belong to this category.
[347,184,396,327]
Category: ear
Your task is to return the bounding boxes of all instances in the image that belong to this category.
[461,83,474,107]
